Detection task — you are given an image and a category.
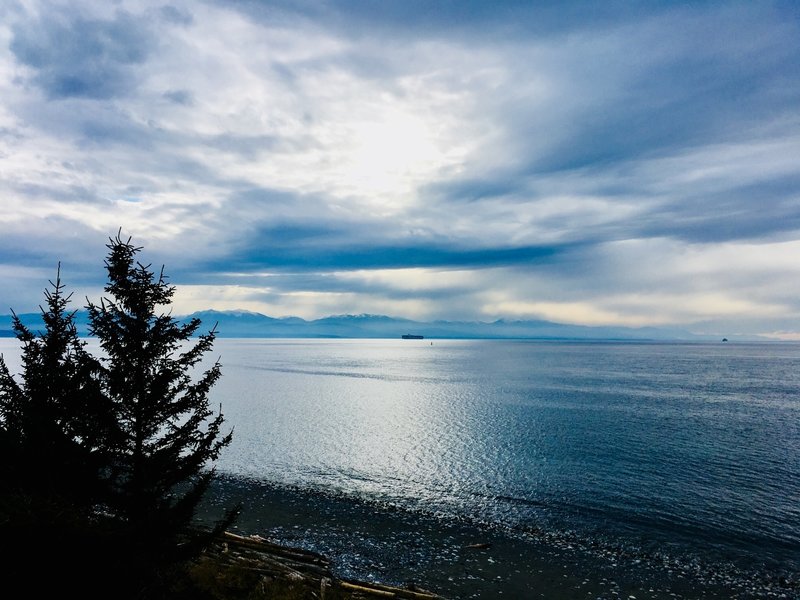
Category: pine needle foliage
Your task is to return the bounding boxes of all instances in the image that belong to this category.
[86,232,238,574]
[0,265,106,509]
[0,267,113,597]
[1,233,239,598]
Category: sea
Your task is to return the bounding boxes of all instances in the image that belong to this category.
[2,337,799,598]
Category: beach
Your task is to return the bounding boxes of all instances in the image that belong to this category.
[198,476,796,600]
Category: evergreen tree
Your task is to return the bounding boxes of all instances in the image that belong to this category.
[0,266,106,512]
[86,232,237,592]
[0,236,237,598]
[0,267,111,595]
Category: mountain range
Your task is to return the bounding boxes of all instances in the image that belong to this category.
[0,309,751,341]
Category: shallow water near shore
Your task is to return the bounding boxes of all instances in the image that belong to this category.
[198,475,796,599]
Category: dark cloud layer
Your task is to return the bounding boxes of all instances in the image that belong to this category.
[225,240,563,272]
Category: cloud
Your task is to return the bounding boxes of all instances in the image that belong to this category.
[1,0,800,336]
[159,5,193,27]
[162,89,193,105]
[10,8,154,99]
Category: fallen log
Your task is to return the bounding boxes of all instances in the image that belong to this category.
[197,530,446,599]
[339,579,443,599]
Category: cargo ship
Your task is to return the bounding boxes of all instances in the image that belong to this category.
[401,334,424,340]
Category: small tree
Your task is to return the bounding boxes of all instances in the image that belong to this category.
[0,266,107,513]
[86,232,237,588]
[0,267,112,596]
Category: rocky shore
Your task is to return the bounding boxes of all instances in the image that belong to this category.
[196,476,798,600]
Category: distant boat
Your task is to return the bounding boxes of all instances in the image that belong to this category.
[722,338,728,342]
[401,334,424,340]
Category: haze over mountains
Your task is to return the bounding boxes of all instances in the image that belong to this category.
[0,309,752,342]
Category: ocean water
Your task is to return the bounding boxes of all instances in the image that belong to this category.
[194,339,800,594]
[2,337,799,596]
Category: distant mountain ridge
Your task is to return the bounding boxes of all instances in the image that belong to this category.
[0,309,755,341]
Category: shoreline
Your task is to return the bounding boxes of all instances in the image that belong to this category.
[193,530,445,599]
[196,475,797,599]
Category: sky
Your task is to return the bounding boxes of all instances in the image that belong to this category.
[1,1,800,338]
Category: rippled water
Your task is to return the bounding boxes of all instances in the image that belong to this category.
[2,336,798,592]
[202,338,800,576]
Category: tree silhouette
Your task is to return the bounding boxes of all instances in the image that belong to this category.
[0,266,107,512]
[0,267,112,595]
[0,235,238,599]
[86,232,238,592]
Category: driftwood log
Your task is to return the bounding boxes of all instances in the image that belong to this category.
[196,530,445,599]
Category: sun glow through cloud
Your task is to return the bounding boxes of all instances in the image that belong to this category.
[342,113,441,201]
